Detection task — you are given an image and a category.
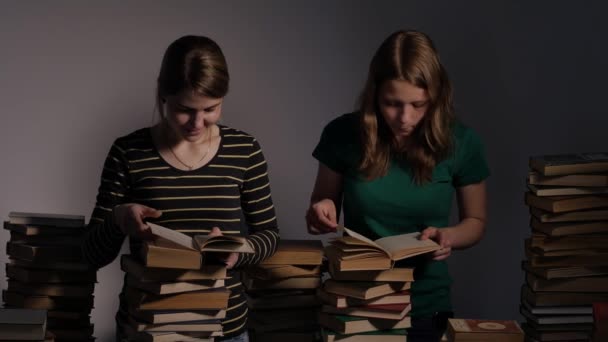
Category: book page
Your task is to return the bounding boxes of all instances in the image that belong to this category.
[193,235,254,253]
[375,232,440,260]
[148,223,196,250]
[340,226,388,256]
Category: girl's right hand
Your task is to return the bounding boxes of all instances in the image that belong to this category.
[113,203,162,240]
[306,198,338,235]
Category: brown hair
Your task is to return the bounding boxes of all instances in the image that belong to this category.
[358,30,454,184]
[156,35,229,120]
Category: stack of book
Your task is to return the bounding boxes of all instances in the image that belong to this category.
[319,226,440,341]
[2,212,95,341]
[522,153,608,342]
[118,223,246,341]
[243,240,324,342]
[0,308,54,342]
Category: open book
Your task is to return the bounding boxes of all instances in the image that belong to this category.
[327,226,440,271]
[148,223,254,254]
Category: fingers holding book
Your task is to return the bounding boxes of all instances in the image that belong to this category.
[113,203,162,240]
[420,226,452,261]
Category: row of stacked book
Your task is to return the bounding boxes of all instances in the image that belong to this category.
[522,153,608,341]
[3,212,96,341]
[243,240,324,341]
[118,222,237,341]
[0,307,54,341]
[319,226,440,341]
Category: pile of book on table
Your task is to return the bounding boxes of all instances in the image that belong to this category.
[522,152,608,342]
[243,239,324,342]
[118,222,253,341]
[319,226,440,341]
[3,212,95,341]
[0,308,54,341]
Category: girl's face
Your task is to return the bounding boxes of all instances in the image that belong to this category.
[164,90,223,143]
[377,80,429,144]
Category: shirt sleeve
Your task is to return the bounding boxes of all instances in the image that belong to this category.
[82,139,129,269]
[452,127,490,187]
[312,116,352,174]
[233,138,280,268]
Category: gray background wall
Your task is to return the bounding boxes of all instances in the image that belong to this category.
[1,1,607,340]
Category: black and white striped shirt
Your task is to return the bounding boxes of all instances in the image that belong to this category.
[83,125,280,339]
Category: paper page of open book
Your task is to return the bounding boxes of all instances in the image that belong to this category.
[376,232,440,260]
[193,235,255,253]
[340,226,387,253]
[147,223,196,250]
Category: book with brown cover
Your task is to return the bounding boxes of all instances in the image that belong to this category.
[524,192,608,213]
[529,233,608,252]
[126,275,224,295]
[522,261,608,279]
[125,287,230,311]
[323,279,410,300]
[0,308,47,341]
[6,242,82,262]
[2,290,93,311]
[246,292,320,310]
[140,239,203,270]
[521,285,608,306]
[327,260,414,282]
[121,254,226,282]
[243,274,321,290]
[316,288,410,308]
[446,318,524,342]
[526,271,608,292]
[245,264,320,280]
[530,216,608,236]
[3,221,82,237]
[527,184,608,197]
[8,212,85,228]
[521,322,591,342]
[321,303,412,320]
[7,280,94,298]
[328,226,440,269]
[259,240,324,266]
[529,153,608,176]
[528,171,608,187]
[530,207,608,223]
[318,312,411,335]
[148,223,254,254]
[5,263,96,283]
[129,308,226,324]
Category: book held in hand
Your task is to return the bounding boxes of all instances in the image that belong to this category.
[328,226,440,270]
[148,223,254,254]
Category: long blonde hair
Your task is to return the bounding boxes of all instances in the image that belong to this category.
[359,30,454,184]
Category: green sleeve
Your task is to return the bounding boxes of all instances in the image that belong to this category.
[452,126,490,187]
[312,114,355,174]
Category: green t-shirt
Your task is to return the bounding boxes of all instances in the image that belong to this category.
[312,112,490,317]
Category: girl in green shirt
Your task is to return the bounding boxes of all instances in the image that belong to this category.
[307,30,490,341]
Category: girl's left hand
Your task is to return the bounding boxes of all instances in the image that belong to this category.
[419,226,452,261]
[209,227,239,269]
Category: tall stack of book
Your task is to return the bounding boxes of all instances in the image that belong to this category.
[118,222,245,341]
[522,153,608,342]
[0,308,54,342]
[319,226,440,341]
[2,212,95,341]
[243,240,324,342]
